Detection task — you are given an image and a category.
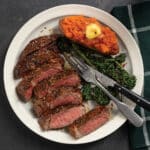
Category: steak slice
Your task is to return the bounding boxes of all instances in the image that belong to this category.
[33,87,82,117]
[34,69,81,99]
[50,70,80,88]
[33,80,49,100]
[20,34,60,60]
[68,106,110,138]
[14,49,64,79]
[39,105,85,130]
[16,63,62,101]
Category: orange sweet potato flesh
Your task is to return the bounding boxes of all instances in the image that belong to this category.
[59,15,119,55]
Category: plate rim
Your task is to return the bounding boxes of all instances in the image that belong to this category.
[3,4,144,144]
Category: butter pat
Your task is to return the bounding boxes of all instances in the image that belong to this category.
[85,23,101,39]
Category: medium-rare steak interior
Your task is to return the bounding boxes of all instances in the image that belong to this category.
[16,63,63,101]
[33,87,82,117]
[33,69,81,99]
[39,105,86,130]
[68,106,110,138]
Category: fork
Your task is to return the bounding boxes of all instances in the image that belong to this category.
[65,54,144,127]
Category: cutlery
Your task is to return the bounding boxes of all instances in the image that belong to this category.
[65,54,144,127]
[88,62,150,111]
[66,52,150,111]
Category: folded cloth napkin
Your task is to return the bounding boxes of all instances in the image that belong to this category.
[111,1,150,150]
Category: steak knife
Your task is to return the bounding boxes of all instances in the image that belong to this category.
[95,70,150,111]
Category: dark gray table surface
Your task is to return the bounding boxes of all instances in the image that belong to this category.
[0,0,132,150]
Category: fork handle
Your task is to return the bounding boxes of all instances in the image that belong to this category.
[95,79,144,127]
[114,84,150,111]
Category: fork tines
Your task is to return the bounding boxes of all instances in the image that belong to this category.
[64,54,88,74]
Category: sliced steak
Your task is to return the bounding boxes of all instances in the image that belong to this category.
[20,34,60,60]
[33,87,82,117]
[16,77,33,101]
[39,105,85,130]
[68,106,110,138]
[34,69,80,99]
[50,70,80,88]
[14,49,64,79]
[16,63,63,101]
[33,80,49,99]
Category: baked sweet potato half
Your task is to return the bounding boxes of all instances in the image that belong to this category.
[59,15,119,55]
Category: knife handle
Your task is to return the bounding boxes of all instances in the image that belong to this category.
[114,84,150,111]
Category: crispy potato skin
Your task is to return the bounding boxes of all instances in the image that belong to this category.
[59,15,119,55]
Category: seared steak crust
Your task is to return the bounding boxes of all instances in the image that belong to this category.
[14,49,64,78]
[20,34,60,60]
[33,87,82,117]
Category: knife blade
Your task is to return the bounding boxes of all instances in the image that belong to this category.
[95,70,150,111]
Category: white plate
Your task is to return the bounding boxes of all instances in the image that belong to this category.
[3,4,144,144]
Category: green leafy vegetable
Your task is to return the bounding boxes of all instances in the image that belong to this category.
[92,86,110,105]
[82,82,119,105]
[82,82,110,105]
[57,37,136,105]
[115,53,126,63]
[82,83,93,100]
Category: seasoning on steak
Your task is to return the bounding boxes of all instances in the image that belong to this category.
[16,63,63,101]
[33,87,82,117]
[50,70,80,88]
[34,69,81,99]
[38,105,85,130]
[20,34,60,60]
[33,79,49,100]
[68,106,110,138]
[14,49,64,79]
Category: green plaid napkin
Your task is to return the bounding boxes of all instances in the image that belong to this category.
[111,2,150,150]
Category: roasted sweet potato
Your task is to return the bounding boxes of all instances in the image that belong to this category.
[59,15,119,55]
